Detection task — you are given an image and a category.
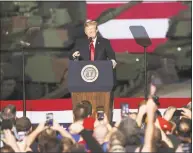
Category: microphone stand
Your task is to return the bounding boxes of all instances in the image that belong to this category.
[20,41,30,117]
[20,27,39,117]
[22,45,26,117]
[144,46,148,100]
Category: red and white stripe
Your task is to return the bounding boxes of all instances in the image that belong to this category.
[87,1,187,53]
[0,98,191,123]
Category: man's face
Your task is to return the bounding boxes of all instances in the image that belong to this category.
[85,25,97,39]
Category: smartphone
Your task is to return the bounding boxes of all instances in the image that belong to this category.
[152,95,160,106]
[173,110,184,116]
[121,103,129,118]
[46,113,53,126]
[97,106,104,121]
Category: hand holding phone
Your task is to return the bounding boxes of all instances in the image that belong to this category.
[173,110,184,116]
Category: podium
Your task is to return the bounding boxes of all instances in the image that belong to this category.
[68,60,114,120]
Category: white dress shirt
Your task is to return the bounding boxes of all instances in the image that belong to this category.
[91,37,97,48]
[91,36,117,69]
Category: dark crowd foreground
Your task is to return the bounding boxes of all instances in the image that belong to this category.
[0,85,192,152]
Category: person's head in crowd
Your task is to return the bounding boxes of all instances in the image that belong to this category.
[93,124,108,145]
[0,145,14,152]
[153,127,170,150]
[176,118,191,143]
[73,103,88,122]
[38,128,57,142]
[108,130,126,152]
[118,117,142,145]
[1,105,17,124]
[70,143,87,152]
[61,137,74,152]
[16,117,32,132]
[79,100,93,117]
[38,137,63,153]
[1,119,13,131]
[1,119,19,141]
[15,117,32,141]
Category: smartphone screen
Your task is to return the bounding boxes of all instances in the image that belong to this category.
[121,103,129,118]
[97,106,104,121]
[97,111,104,120]
[46,113,53,126]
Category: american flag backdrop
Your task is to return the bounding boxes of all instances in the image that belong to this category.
[87,1,187,53]
[0,1,190,123]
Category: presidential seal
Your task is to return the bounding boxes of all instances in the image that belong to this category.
[81,65,99,82]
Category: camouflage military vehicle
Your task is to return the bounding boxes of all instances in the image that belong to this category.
[0,1,145,100]
[154,1,191,73]
[0,1,191,100]
[114,1,192,97]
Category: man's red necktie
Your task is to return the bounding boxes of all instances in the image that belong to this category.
[89,40,95,61]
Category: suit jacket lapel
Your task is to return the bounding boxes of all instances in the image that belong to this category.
[85,38,90,60]
[95,37,100,60]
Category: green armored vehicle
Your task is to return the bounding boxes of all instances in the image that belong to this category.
[154,1,191,72]
[0,1,191,100]
[1,1,146,100]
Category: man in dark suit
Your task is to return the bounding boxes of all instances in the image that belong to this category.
[69,20,116,122]
[69,20,117,69]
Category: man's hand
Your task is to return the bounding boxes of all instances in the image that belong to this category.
[2,130,21,152]
[72,51,80,58]
[51,120,63,131]
[163,107,176,121]
[179,108,191,119]
[35,122,49,133]
[111,59,117,69]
